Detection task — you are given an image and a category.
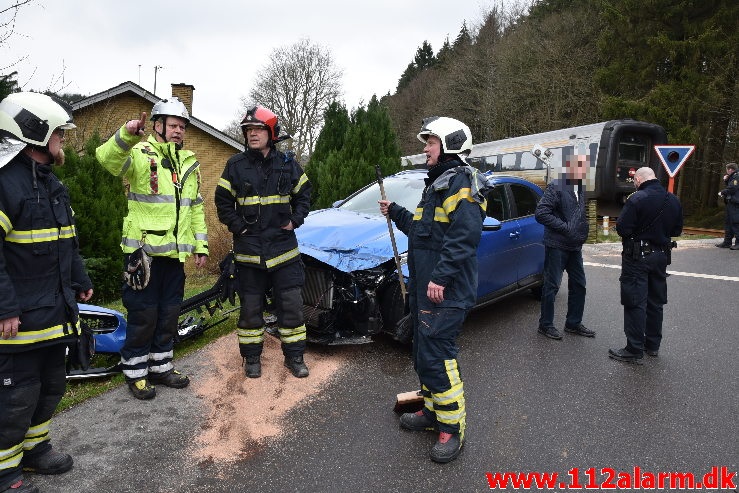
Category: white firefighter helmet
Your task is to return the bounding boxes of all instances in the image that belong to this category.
[150,97,190,123]
[0,92,76,168]
[417,116,473,159]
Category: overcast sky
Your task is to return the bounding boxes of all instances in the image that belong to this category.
[2,0,514,131]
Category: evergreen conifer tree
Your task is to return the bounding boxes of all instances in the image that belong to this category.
[309,97,402,209]
[58,134,127,301]
[307,101,350,208]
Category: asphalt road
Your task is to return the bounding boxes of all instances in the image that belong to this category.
[34,239,738,493]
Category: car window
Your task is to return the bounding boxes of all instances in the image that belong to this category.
[509,184,539,219]
[486,185,509,220]
[338,176,425,215]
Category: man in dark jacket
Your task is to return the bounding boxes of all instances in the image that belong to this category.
[215,106,311,379]
[534,151,595,340]
[0,92,93,493]
[610,167,682,364]
[379,117,488,464]
[716,162,739,249]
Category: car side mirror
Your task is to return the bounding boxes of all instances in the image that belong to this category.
[482,216,502,231]
[331,199,345,208]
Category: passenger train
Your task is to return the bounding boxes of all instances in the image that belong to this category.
[402,119,667,216]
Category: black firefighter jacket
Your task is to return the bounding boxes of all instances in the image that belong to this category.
[215,148,311,271]
[389,162,488,310]
[0,153,92,353]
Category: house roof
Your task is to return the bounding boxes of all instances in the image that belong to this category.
[71,81,243,151]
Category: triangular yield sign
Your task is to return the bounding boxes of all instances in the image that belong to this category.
[654,145,695,177]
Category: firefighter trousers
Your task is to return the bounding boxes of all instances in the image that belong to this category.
[411,295,467,437]
[0,344,66,488]
[236,261,306,359]
[120,256,185,382]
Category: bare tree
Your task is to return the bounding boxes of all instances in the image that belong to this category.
[247,38,342,162]
[1,0,37,72]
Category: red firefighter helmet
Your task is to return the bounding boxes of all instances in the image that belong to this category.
[240,105,281,141]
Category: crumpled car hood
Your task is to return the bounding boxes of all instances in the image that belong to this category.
[296,208,408,273]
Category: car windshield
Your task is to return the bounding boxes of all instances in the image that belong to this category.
[338,174,426,215]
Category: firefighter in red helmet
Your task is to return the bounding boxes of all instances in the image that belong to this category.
[215,105,312,378]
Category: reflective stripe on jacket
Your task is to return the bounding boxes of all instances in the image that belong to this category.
[0,154,91,352]
[95,127,208,261]
[214,148,311,271]
[389,163,487,309]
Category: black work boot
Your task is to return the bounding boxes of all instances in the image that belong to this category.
[608,347,644,365]
[128,378,156,400]
[1,477,38,493]
[148,369,190,388]
[22,448,73,475]
[430,432,464,463]
[243,356,262,378]
[284,355,309,378]
[399,410,436,431]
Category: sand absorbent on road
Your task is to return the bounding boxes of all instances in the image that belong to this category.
[190,334,350,465]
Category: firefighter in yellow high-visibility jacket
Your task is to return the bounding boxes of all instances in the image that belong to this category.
[96,97,208,400]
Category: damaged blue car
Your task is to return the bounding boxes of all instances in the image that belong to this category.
[296,169,546,345]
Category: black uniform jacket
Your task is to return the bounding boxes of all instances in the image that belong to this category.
[616,179,683,247]
[0,153,92,353]
[215,148,311,271]
[720,170,739,203]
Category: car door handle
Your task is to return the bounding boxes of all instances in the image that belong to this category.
[509,231,520,239]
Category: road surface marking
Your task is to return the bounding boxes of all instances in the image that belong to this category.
[584,262,739,282]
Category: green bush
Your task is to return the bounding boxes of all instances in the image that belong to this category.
[59,134,127,303]
[82,257,121,303]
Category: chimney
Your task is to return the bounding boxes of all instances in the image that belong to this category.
[171,83,195,116]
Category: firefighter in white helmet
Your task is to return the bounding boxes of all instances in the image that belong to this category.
[0,92,94,493]
[95,96,208,400]
[379,116,488,463]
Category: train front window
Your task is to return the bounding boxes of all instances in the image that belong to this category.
[616,133,649,184]
[618,134,648,163]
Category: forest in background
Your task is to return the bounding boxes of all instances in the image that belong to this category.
[381,0,738,215]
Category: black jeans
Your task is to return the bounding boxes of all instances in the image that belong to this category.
[620,252,668,354]
[539,246,587,329]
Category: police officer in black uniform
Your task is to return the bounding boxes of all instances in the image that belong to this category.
[609,167,682,364]
[717,162,739,249]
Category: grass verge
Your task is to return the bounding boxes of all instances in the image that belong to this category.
[59,273,238,413]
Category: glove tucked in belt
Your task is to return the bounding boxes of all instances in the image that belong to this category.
[123,247,152,290]
[218,251,237,305]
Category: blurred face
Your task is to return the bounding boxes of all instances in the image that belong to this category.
[155,116,187,146]
[565,153,588,181]
[423,135,442,167]
[244,126,270,155]
[49,128,66,166]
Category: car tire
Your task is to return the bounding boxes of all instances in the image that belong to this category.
[379,281,411,344]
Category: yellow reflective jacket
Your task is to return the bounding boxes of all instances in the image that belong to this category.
[95,127,208,261]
